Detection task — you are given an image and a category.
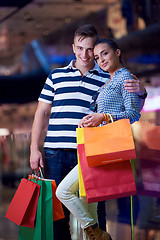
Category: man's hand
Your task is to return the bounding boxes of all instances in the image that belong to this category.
[30,148,44,170]
[124,74,145,95]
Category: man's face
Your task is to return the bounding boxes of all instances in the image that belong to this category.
[72,36,96,71]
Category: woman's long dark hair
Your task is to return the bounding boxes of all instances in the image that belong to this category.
[94,38,124,65]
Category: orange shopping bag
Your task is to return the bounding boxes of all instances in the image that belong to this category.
[83,119,136,167]
[51,180,65,221]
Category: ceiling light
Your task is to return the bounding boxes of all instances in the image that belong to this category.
[24,12,30,20]
[35,22,42,29]
[65,17,72,23]
[0,128,9,136]
[43,29,49,36]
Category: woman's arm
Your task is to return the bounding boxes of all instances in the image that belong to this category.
[112,73,141,123]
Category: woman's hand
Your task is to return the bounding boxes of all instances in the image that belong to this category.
[78,113,104,128]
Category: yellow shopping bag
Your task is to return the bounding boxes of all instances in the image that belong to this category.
[77,127,86,197]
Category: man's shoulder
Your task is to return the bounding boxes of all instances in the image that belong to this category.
[48,64,77,80]
[92,68,110,83]
[50,64,71,74]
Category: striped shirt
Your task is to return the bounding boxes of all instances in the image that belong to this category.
[39,61,109,149]
[97,68,141,123]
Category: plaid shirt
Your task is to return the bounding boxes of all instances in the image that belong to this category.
[97,68,141,124]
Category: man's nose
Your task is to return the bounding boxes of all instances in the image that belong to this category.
[82,49,88,58]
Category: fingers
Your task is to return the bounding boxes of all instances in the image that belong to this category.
[30,161,39,170]
[40,158,44,168]
[131,74,138,80]
[124,79,139,84]
[124,78,140,93]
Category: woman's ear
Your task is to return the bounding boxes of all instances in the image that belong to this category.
[116,49,121,57]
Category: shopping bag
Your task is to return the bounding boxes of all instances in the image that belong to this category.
[19,178,54,240]
[77,127,136,203]
[131,121,160,197]
[78,155,86,197]
[83,119,136,167]
[51,180,65,221]
[131,121,160,161]
[5,177,40,228]
[35,168,65,221]
[135,159,160,197]
[77,126,86,197]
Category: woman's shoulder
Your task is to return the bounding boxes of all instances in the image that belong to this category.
[117,68,133,81]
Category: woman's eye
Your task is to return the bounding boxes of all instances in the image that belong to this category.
[103,51,108,56]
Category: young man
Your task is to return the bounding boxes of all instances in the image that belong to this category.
[30,24,146,240]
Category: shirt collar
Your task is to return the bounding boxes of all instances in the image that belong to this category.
[114,67,126,75]
[68,60,100,74]
[68,60,77,70]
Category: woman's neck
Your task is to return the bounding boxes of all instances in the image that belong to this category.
[109,64,123,79]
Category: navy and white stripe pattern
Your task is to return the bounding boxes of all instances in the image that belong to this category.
[39,61,109,149]
[97,68,141,124]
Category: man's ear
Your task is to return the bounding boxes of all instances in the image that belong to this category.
[72,43,75,54]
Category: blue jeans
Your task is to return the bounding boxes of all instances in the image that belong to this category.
[44,148,77,240]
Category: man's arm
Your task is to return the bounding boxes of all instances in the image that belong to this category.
[30,101,51,169]
[124,74,147,111]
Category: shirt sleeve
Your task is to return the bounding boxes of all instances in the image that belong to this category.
[112,71,141,123]
[38,71,55,104]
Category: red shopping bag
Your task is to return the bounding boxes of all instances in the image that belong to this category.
[77,143,136,203]
[5,178,40,228]
[51,180,65,221]
[83,119,136,167]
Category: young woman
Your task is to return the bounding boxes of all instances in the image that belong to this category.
[79,38,141,127]
[56,39,141,240]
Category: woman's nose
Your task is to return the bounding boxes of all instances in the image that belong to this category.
[100,56,105,62]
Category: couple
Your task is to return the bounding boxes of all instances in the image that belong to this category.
[30,24,146,240]
[56,32,141,240]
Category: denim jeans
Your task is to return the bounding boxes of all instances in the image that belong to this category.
[43,148,77,240]
[56,164,98,229]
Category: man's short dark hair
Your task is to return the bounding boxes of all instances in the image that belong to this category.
[74,24,98,42]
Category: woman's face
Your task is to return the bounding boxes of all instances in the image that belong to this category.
[94,42,121,74]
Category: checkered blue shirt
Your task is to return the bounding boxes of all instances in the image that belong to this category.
[97,68,141,123]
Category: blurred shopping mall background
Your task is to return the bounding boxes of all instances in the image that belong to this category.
[0,0,160,239]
